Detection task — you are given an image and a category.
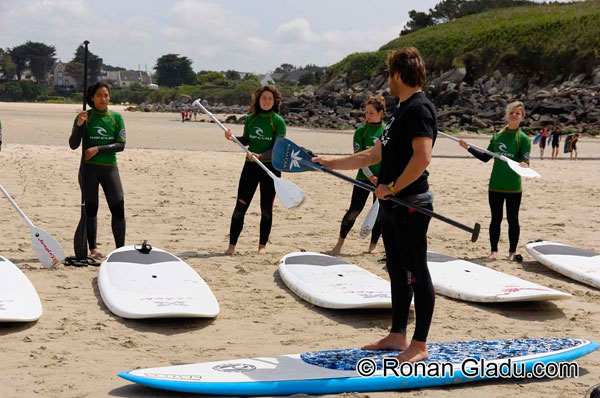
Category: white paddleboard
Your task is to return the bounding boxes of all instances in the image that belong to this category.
[98,245,219,319]
[278,252,391,309]
[427,252,571,302]
[0,255,43,322]
[119,338,598,395]
[526,240,600,289]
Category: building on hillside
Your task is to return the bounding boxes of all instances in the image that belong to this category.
[49,61,77,88]
[101,70,153,88]
[259,73,275,86]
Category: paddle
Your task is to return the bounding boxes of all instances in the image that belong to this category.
[272,136,480,242]
[359,199,379,238]
[0,184,65,268]
[192,99,305,209]
[73,40,89,259]
[438,131,541,178]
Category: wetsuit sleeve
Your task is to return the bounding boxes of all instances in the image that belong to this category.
[236,135,250,145]
[468,147,493,163]
[69,119,83,150]
[98,142,125,153]
[519,132,531,164]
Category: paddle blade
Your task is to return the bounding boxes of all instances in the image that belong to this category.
[272,136,318,173]
[74,206,88,259]
[31,226,65,268]
[502,156,541,178]
[360,199,379,238]
[273,177,306,209]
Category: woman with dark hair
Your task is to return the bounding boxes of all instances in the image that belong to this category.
[69,82,126,258]
[330,96,385,255]
[223,85,286,255]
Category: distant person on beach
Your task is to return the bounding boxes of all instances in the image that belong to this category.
[181,109,186,122]
[551,126,561,160]
[458,101,531,261]
[330,96,385,255]
[568,133,580,161]
[222,85,286,255]
[0,120,3,152]
[539,126,550,160]
[314,47,437,363]
[69,83,126,259]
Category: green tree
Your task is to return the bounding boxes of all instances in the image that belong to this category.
[67,44,103,88]
[225,70,241,80]
[154,54,196,87]
[10,45,29,80]
[8,41,56,83]
[0,48,17,79]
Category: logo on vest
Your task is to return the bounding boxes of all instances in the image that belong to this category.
[255,127,264,137]
[498,143,507,152]
[95,127,110,137]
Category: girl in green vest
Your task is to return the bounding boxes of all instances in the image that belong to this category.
[70,83,126,258]
[223,85,286,255]
[330,96,385,255]
[458,101,531,261]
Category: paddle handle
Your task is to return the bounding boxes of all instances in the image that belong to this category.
[300,160,480,242]
[437,131,503,161]
[193,99,278,179]
[0,184,35,228]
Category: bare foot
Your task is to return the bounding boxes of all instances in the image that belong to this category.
[508,252,515,261]
[257,245,267,254]
[488,251,498,260]
[367,242,377,253]
[224,245,235,255]
[395,340,429,363]
[329,238,344,256]
[362,333,408,351]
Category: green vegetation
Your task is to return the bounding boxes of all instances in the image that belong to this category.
[331,1,600,81]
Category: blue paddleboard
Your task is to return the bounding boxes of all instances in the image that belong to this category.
[119,338,597,395]
[533,134,541,145]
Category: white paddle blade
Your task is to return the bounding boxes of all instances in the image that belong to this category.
[30,226,65,268]
[273,177,305,209]
[502,156,541,178]
[360,199,379,238]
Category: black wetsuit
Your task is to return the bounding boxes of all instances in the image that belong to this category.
[70,108,126,249]
[378,92,437,342]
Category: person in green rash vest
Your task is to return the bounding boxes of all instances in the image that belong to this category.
[69,83,126,259]
[222,85,286,255]
[330,96,385,255]
[458,101,532,261]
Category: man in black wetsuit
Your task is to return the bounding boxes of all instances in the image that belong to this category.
[314,47,437,362]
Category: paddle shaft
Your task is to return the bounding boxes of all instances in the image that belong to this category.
[301,160,480,241]
[193,100,278,180]
[0,184,35,227]
[438,131,505,161]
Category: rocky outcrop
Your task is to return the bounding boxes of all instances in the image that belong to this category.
[130,66,600,135]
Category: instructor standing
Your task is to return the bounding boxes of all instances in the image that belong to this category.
[69,83,126,258]
[314,47,437,363]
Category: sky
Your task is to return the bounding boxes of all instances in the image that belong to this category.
[0,0,570,74]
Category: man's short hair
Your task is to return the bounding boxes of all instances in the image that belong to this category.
[386,47,426,87]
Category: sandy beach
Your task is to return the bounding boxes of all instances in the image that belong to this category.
[0,102,599,398]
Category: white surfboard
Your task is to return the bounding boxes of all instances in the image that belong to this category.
[278,252,391,309]
[427,252,571,302]
[526,241,600,289]
[98,245,219,319]
[0,255,43,322]
[119,338,598,396]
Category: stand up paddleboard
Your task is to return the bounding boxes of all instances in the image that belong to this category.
[526,241,600,289]
[278,252,391,309]
[119,338,598,395]
[427,252,571,302]
[98,245,219,319]
[533,133,541,145]
[0,255,43,322]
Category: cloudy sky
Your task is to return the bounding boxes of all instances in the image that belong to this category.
[0,0,564,74]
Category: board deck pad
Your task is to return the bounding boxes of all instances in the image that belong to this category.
[278,252,391,309]
[427,251,571,302]
[119,338,598,396]
[98,245,220,319]
[526,240,600,289]
[0,255,43,322]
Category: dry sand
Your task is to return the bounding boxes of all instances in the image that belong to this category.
[0,102,599,398]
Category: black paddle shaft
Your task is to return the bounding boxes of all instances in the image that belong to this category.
[305,161,480,242]
[73,40,90,259]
